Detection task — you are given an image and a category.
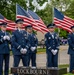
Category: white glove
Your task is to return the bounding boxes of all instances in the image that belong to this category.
[20,48,24,54]
[20,48,27,54]
[31,47,33,50]
[23,48,27,54]
[51,49,54,55]
[33,47,36,50]
[51,49,58,55]
[31,47,36,51]
[3,36,7,40]
[6,35,10,40]
[54,50,58,55]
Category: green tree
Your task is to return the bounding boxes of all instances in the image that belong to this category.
[36,4,52,26]
[64,0,74,19]
[0,0,27,20]
[0,0,74,38]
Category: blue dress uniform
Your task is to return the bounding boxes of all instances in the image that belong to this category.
[25,25,38,67]
[68,26,74,73]
[45,24,59,68]
[0,22,10,75]
[28,33,38,67]
[11,19,30,73]
[11,29,30,67]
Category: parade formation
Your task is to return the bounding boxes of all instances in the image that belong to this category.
[0,1,74,75]
[0,19,74,75]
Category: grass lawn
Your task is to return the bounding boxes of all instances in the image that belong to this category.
[64,73,74,75]
[59,64,69,68]
[59,64,74,75]
[37,48,46,53]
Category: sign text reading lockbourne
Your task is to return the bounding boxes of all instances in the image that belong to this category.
[17,68,52,75]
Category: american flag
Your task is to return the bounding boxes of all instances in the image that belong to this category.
[0,13,16,31]
[16,4,44,33]
[54,8,74,32]
[28,10,49,32]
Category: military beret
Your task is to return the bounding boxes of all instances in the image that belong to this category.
[15,19,24,24]
[47,23,55,28]
[70,26,74,29]
[25,25,32,29]
[0,22,7,26]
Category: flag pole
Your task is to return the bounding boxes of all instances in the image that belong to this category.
[52,6,54,23]
[15,3,17,29]
[57,8,60,66]
[26,0,30,12]
[16,3,17,20]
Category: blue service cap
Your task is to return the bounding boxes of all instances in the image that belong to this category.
[70,26,74,29]
[47,23,55,28]
[15,19,24,24]
[0,22,7,26]
[25,25,32,29]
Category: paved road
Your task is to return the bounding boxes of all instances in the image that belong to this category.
[9,45,69,68]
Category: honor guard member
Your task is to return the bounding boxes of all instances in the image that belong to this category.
[11,19,30,72]
[0,22,10,75]
[25,25,38,68]
[68,26,74,73]
[45,23,59,68]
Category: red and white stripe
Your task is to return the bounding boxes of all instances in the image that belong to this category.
[17,15,44,33]
[0,18,16,31]
[35,19,49,32]
[54,16,74,32]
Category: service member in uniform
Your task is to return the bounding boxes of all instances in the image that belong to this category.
[68,26,74,73]
[0,22,10,75]
[45,23,59,68]
[25,25,38,68]
[11,19,30,74]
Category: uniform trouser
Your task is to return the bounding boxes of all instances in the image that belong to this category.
[13,54,28,75]
[28,53,36,67]
[69,54,74,72]
[0,54,9,75]
[47,51,58,67]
